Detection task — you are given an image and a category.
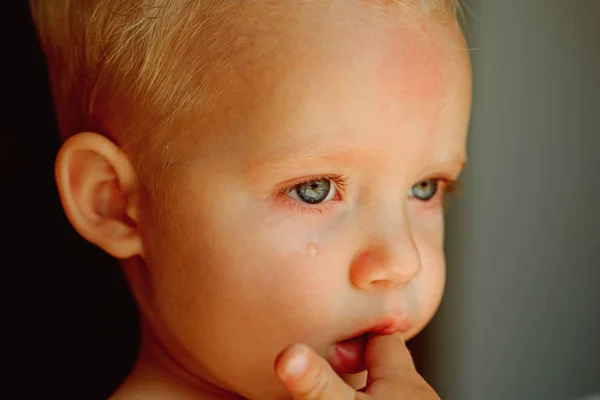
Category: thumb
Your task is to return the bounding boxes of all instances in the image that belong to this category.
[275,344,357,400]
[364,332,417,384]
[364,332,438,398]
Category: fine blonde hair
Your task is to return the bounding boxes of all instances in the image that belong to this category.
[29,0,461,179]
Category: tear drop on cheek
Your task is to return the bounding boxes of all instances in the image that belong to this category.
[306,242,320,258]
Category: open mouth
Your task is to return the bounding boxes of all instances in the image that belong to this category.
[327,317,412,374]
[329,333,370,374]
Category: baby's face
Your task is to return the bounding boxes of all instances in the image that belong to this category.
[136,3,471,399]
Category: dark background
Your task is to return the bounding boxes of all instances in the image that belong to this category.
[5,3,138,398]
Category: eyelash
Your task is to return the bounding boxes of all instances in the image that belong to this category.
[276,174,349,215]
[441,179,461,210]
[276,175,461,215]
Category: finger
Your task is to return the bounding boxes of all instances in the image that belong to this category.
[275,344,357,400]
[339,371,368,391]
[364,333,439,398]
[364,332,417,384]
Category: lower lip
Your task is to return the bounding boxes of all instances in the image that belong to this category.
[329,334,369,374]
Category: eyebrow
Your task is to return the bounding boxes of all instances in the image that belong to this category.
[241,145,359,180]
[245,144,467,177]
[261,145,369,168]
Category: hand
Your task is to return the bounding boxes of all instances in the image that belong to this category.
[275,332,440,399]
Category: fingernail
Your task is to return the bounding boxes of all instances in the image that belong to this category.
[284,346,309,377]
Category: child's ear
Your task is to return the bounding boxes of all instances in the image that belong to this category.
[55,132,143,259]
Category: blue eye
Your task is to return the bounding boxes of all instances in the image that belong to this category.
[289,179,337,204]
[410,179,439,201]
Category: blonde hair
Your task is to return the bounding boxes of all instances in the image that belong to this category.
[29,0,461,177]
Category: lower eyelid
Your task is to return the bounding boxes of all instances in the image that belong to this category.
[277,195,336,214]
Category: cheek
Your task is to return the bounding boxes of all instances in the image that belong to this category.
[235,209,351,302]
[416,244,446,314]
[409,211,446,335]
[170,198,348,322]
[139,192,353,389]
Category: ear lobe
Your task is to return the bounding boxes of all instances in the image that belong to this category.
[55,132,144,259]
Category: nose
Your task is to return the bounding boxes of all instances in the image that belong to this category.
[349,224,422,291]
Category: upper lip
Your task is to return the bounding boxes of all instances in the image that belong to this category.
[338,314,413,343]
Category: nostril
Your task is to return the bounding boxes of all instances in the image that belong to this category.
[370,280,393,289]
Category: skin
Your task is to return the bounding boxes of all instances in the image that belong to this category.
[275,332,441,399]
[54,1,471,399]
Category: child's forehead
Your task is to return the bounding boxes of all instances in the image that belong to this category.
[233,4,462,104]
[242,14,465,126]
[177,3,468,168]
[232,1,457,66]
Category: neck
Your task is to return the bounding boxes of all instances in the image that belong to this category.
[110,321,244,400]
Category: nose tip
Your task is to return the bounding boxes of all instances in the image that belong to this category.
[349,244,422,291]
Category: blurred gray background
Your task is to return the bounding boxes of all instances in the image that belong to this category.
[420,1,600,399]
